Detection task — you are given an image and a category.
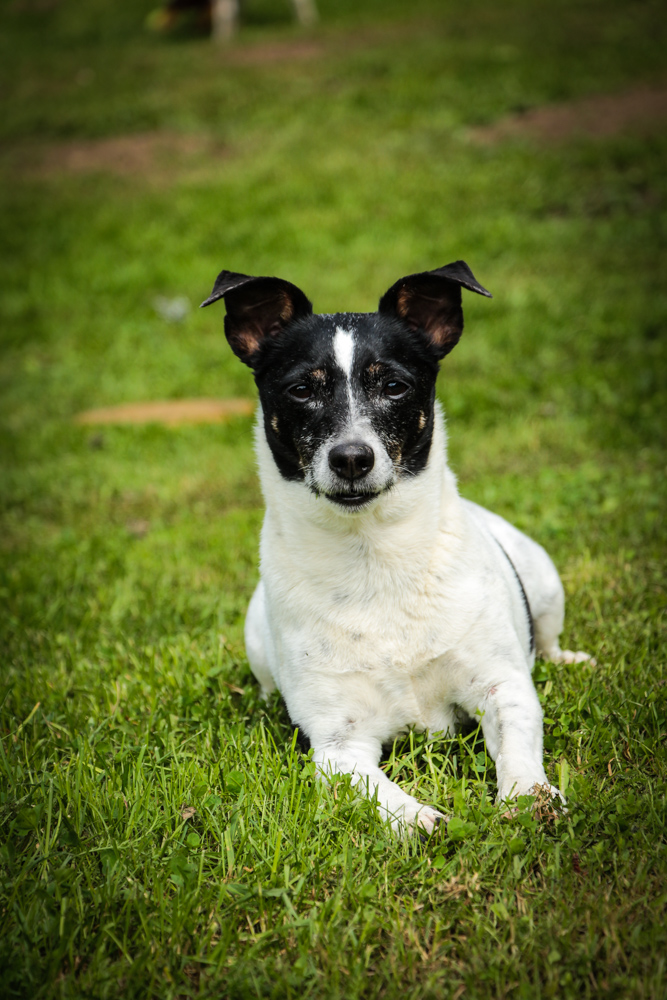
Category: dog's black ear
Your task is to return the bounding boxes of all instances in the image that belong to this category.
[378,261,492,359]
[201,270,313,367]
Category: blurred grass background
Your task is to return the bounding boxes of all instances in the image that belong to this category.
[0,1,665,997]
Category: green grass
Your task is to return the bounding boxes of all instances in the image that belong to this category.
[1,0,666,996]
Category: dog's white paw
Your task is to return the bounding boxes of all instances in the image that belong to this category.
[415,804,447,837]
[553,648,596,666]
[399,803,447,837]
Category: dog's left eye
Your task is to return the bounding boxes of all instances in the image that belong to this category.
[288,384,313,401]
[382,380,410,399]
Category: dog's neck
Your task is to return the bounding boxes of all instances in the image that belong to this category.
[254,403,460,578]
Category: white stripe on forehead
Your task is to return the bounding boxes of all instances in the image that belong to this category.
[333,327,355,378]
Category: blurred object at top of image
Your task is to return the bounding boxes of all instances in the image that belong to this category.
[146,0,318,41]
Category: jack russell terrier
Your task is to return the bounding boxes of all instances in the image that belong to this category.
[201,261,590,834]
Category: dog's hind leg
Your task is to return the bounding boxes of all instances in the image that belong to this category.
[532,582,594,665]
[244,582,277,697]
[462,500,594,665]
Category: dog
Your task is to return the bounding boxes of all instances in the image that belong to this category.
[201,261,591,834]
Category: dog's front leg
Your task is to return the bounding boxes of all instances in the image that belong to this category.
[311,736,445,836]
[469,673,560,802]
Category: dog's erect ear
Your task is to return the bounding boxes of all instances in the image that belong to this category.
[378,261,492,359]
[200,270,313,367]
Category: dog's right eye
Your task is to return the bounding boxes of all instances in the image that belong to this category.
[287,384,313,401]
[382,380,410,399]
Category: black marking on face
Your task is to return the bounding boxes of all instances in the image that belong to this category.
[251,312,440,490]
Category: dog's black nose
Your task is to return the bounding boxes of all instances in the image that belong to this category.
[329,442,375,480]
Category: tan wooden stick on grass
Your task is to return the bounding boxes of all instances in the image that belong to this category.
[74,398,255,426]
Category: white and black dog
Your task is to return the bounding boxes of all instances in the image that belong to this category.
[201,261,591,835]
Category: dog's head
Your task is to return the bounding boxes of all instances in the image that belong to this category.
[201,263,491,510]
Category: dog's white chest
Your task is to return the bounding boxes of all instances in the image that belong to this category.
[259,558,480,739]
[255,503,503,737]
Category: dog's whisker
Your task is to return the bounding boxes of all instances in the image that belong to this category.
[394,464,418,479]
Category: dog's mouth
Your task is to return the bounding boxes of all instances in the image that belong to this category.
[325,491,380,509]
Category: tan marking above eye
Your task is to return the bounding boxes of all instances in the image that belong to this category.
[366,362,383,376]
[310,368,326,382]
[271,414,279,434]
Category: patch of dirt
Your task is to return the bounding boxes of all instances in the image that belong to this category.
[74,398,255,427]
[225,38,325,66]
[4,131,226,179]
[7,77,666,183]
[470,84,667,144]
[222,17,446,65]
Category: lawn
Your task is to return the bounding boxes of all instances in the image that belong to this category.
[0,0,666,997]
